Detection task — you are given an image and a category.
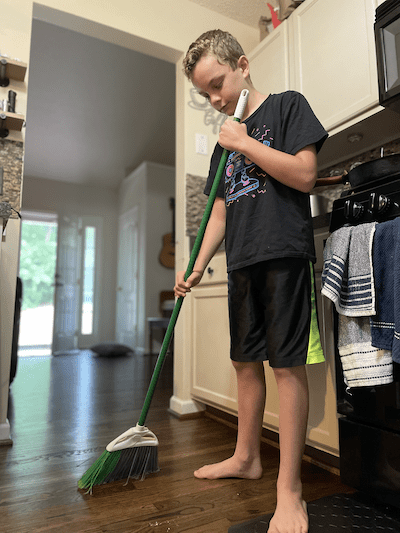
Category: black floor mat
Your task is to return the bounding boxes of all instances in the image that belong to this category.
[228,492,400,532]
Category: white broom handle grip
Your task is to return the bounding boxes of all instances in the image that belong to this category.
[234,89,249,121]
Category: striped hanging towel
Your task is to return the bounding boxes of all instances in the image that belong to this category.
[321,223,376,316]
[338,314,393,388]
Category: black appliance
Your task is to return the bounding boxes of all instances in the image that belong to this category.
[375,0,400,114]
[329,169,400,233]
[329,156,400,509]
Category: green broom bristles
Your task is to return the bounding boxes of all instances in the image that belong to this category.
[78,449,122,490]
[78,446,159,491]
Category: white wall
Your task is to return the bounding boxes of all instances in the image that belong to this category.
[119,161,175,353]
[21,176,119,343]
[145,162,176,318]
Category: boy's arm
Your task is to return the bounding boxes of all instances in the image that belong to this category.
[174,196,226,298]
[218,120,318,193]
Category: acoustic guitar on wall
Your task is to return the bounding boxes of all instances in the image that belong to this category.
[159,197,175,269]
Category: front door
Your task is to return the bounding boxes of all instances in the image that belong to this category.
[52,215,103,353]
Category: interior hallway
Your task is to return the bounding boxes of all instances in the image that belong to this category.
[1,350,352,532]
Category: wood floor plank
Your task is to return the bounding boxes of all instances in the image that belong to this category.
[1,352,353,532]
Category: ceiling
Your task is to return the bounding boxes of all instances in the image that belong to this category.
[24,19,176,190]
[189,0,277,28]
[23,1,276,190]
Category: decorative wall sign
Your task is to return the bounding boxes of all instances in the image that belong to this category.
[188,88,227,134]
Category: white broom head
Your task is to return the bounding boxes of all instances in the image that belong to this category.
[106,423,159,452]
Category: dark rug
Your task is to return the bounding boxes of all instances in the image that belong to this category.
[228,492,400,532]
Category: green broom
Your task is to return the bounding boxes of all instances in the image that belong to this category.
[78,89,249,491]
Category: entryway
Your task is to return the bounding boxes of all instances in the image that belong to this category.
[18,210,58,356]
[18,210,102,356]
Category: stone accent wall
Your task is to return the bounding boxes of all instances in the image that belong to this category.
[186,174,208,238]
[0,139,23,218]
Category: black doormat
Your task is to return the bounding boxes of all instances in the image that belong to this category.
[228,492,400,532]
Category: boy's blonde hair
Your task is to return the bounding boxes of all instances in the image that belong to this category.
[183,29,245,80]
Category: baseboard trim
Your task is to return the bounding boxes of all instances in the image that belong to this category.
[204,405,340,474]
[0,420,12,446]
[169,395,206,419]
[168,408,204,420]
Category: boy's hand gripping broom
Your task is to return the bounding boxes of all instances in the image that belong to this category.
[78,89,249,491]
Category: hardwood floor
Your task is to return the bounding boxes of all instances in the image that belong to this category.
[1,351,352,532]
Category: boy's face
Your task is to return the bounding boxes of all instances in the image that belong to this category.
[191,53,247,116]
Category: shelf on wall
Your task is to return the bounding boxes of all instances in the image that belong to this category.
[0,112,24,132]
[1,58,27,82]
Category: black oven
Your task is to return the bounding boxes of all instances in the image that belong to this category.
[375,0,400,114]
[329,156,400,509]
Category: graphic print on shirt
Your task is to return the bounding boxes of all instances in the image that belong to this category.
[225,125,273,205]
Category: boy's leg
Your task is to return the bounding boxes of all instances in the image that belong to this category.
[194,360,265,479]
[267,365,309,533]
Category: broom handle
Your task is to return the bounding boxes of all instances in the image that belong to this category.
[138,89,249,427]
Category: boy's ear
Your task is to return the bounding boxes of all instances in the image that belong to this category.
[237,55,250,77]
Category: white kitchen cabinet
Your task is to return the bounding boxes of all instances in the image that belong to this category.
[191,253,236,410]
[248,0,380,136]
[191,283,237,410]
[290,0,379,132]
[190,238,339,457]
[259,259,339,456]
[249,20,290,96]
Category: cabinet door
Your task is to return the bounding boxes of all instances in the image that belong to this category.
[307,272,339,455]
[262,272,339,456]
[249,19,290,96]
[191,284,238,411]
[290,0,379,132]
[190,234,339,456]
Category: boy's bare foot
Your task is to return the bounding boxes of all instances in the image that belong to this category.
[267,496,308,533]
[194,456,263,480]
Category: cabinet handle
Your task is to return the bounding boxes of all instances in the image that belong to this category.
[207,267,214,275]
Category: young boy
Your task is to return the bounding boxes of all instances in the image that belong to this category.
[174,30,328,533]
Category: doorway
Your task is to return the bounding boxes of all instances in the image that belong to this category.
[18,210,58,356]
[18,211,103,355]
[52,215,103,353]
[20,5,176,354]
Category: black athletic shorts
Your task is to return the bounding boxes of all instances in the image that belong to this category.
[228,258,325,368]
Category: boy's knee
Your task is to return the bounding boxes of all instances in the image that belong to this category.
[272,365,307,382]
[231,360,264,377]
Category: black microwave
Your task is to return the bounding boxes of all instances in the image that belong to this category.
[375,0,400,114]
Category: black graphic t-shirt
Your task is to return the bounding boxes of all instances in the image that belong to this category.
[204,91,328,272]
